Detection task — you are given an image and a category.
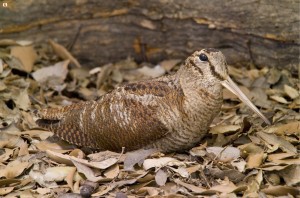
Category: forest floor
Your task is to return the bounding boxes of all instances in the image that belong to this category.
[0,39,299,197]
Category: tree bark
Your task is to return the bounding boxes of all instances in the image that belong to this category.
[0,0,299,73]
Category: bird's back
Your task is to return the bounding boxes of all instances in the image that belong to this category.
[36,75,194,152]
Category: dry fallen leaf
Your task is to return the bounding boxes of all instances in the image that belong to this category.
[261,186,299,197]
[44,167,76,182]
[71,159,104,182]
[210,125,241,134]
[47,150,119,169]
[257,132,297,154]
[10,45,37,72]
[206,146,240,162]
[264,120,300,135]
[143,157,184,170]
[124,148,157,171]
[270,95,289,104]
[32,60,69,86]
[155,169,168,186]
[49,39,81,68]
[284,84,299,99]
[0,160,31,179]
[103,164,119,179]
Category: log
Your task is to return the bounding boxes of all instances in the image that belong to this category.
[0,0,299,73]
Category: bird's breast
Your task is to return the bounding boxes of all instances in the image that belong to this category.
[151,88,223,152]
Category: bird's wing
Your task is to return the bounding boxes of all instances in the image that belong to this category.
[36,79,185,151]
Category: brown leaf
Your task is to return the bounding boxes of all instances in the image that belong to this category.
[244,170,263,196]
[206,147,240,162]
[47,150,118,169]
[44,167,76,182]
[257,132,297,154]
[49,40,81,68]
[210,125,241,134]
[18,141,29,156]
[10,45,37,72]
[70,160,104,183]
[0,187,14,195]
[210,178,246,194]
[247,152,264,168]
[0,160,31,179]
[103,164,119,179]
[284,84,299,99]
[264,120,300,135]
[124,148,157,171]
[261,186,299,196]
[277,164,300,186]
[270,95,289,104]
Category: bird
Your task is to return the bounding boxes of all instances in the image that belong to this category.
[35,48,270,153]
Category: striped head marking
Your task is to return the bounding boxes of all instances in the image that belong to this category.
[186,48,228,81]
[186,48,271,125]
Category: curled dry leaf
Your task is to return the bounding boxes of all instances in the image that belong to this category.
[210,124,241,134]
[47,150,119,169]
[71,159,104,183]
[49,40,81,68]
[36,141,72,155]
[0,160,31,179]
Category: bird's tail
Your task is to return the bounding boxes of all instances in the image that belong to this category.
[34,101,97,148]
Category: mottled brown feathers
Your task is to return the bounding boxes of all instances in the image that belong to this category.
[36,49,227,152]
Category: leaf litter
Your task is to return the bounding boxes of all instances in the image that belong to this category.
[0,39,299,197]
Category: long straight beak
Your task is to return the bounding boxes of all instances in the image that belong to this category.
[221,77,271,125]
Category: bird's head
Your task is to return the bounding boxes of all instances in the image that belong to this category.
[185,48,271,125]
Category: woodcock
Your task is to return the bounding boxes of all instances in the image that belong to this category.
[36,49,270,152]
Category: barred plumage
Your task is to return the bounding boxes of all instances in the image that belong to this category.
[36,49,270,152]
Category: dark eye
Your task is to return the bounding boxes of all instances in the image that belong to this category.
[199,53,208,61]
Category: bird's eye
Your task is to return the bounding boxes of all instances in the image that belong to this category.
[199,53,208,61]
